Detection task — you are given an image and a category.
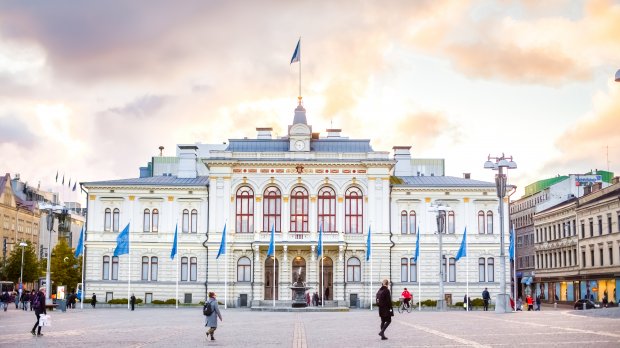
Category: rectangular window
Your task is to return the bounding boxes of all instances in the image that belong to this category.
[409,259,417,282]
[151,257,158,281]
[590,250,594,267]
[609,247,613,265]
[487,258,495,282]
[608,216,612,234]
[102,256,110,280]
[479,258,485,282]
[589,220,594,237]
[181,257,188,281]
[190,257,197,281]
[599,249,603,266]
[449,258,456,282]
[582,251,586,267]
[141,257,149,281]
[400,258,408,282]
[581,222,585,238]
[111,256,119,280]
[598,217,603,236]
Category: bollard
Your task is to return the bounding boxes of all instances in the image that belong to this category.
[554,302,557,310]
[583,302,586,310]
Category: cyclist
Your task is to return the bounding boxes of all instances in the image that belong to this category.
[401,288,412,309]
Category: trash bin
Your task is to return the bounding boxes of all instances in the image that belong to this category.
[58,299,66,312]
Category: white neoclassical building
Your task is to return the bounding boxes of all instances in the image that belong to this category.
[82,99,508,307]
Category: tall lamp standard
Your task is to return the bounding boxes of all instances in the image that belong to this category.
[430,203,451,311]
[19,242,27,295]
[484,154,517,313]
[39,203,62,305]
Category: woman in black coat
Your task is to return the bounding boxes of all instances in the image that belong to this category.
[376,279,393,340]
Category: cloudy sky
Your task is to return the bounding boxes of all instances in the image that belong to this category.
[0,0,619,203]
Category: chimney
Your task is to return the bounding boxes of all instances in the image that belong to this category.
[612,176,619,185]
[326,129,341,138]
[158,146,164,156]
[393,146,412,176]
[256,127,273,139]
[592,182,602,192]
[177,145,198,179]
[583,185,592,195]
[463,173,471,179]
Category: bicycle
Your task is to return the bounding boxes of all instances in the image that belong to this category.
[397,297,412,313]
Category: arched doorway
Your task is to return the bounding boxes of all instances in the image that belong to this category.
[264,257,279,300]
[292,256,306,299]
[319,256,333,301]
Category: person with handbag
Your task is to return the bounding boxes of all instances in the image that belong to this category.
[204,292,223,341]
[375,279,393,340]
[30,288,46,337]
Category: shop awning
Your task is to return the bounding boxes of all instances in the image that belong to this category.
[521,277,532,285]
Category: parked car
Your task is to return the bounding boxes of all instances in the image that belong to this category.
[574,299,600,310]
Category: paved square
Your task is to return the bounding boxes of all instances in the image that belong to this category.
[1,306,619,347]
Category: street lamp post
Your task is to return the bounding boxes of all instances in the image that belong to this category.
[484,154,517,313]
[19,242,27,296]
[430,204,451,311]
[39,203,63,305]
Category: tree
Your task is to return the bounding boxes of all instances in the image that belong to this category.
[4,241,41,285]
[49,239,82,293]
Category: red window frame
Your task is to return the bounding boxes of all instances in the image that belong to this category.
[317,186,336,233]
[290,186,308,233]
[235,186,254,233]
[263,187,281,232]
[345,187,363,234]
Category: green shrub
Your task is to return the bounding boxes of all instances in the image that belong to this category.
[454,301,464,307]
[164,299,178,305]
[471,298,484,307]
[152,300,165,304]
[420,299,437,307]
[107,298,128,304]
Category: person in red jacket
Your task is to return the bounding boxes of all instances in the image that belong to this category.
[401,288,412,309]
[526,295,534,311]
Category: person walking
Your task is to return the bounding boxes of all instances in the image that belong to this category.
[91,293,97,308]
[376,279,393,340]
[463,294,468,311]
[130,294,136,311]
[204,292,223,341]
[30,290,36,311]
[30,288,46,337]
[535,295,541,311]
[1,290,9,311]
[21,290,30,311]
[482,288,490,311]
[305,292,310,306]
[526,295,533,311]
[312,292,319,306]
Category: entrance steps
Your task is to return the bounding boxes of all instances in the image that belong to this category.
[250,300,350,312]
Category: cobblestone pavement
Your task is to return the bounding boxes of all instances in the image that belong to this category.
[1,306,619,347]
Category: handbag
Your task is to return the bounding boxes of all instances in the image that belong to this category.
[38,314,51,327]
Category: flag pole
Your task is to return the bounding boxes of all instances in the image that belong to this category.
[466,226,469,312]
[417,226,421,311]
[369,224,372,311]
[512,223,517,312]
[176,223,179,310]
[225,223,228,310]
[273,251,276,308]
[298,37,301,99]
[80,230,85,310]
[128,223,131,310]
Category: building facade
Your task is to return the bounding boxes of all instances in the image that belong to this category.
[83,100,509,307]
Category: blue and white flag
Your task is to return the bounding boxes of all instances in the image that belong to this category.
[455,227,467,261]
[413,226,420,262]
[113,223,130,256]
[72,182,77,192]
[366,225,371,261]
[170,224,178,260]
[267,224,275,257]
[290,39,300,64]
[317,222,323,257]
[216,224,227,259]
[509,227,515,261]
[74,227,84,258]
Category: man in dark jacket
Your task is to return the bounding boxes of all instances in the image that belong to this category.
[482,288,490,311]
[30,288,47,336]
[376,279,393,340]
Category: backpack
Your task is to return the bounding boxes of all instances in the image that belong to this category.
[32,292,41,310]
[203,301,213,316]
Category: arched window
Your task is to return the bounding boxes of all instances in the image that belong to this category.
[347,257,361,282]
[409,258,417,282]
[151,257,158,281]
[141,256,149,280]
[112,208,120,232]
[442,257,447,282]
[478,257,486,282]
[449,257,456,282]
[237,256,251,282]
[191,209,198,233]
[486,211,493,234]
[104,208,111,231]
[345,187,363,234]
[263,187,281,232]
[290,186,308,233]
[318,186,336,232]
[401,211,408,234]
[478,211,485,234]
[236,186,254,233]
[102,256,110,280]
[409,211,416,234]
[182,209,189,233]
[448,211,455,234]
[152,209,159,232]
[190,257,197,281]
[111,256,119,280]
[400,257,408,282]
[487,257,494,282]
[143,209,151,232]
[181,257,188,281]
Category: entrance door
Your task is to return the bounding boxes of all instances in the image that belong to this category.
[319,257,333,301]
[264,257,279,300]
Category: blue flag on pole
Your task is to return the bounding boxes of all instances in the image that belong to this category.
[62,174,65,185]
[509,228,515,261]
[455,227,467,261]
[55,171,58,183]
[170,224,178,260]
[290,39,300,64]
[317,222,323,257]
[267,224,275,257]
[68,178,71,188]
[72,182,77,192]
[113,223,130,256]
[74,227,84,258]
[216,224,227,259]
[366,225,371,261]
[413,226,420,262]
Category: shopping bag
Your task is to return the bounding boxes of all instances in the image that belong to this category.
[38,314,51,327]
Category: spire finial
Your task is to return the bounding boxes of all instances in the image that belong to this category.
[298,96,302,106]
